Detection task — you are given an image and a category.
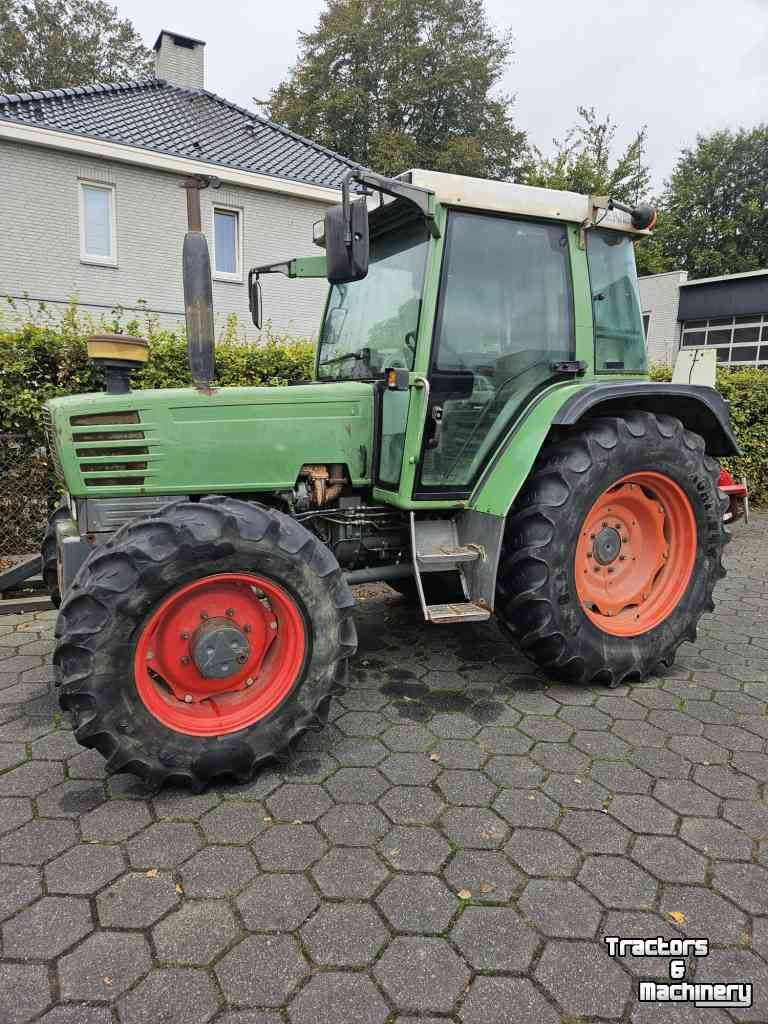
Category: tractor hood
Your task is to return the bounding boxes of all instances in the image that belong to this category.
[43,381,375,498]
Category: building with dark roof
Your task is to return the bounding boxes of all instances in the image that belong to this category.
[0,30,360,338]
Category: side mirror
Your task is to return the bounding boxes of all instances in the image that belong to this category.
[247,268,262,329]
[325,197,369,285]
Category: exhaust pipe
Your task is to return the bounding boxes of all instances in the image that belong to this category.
[182,230,215,388]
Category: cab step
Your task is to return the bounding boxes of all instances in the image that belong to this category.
[414,520,481,568]
[425,602,491,624]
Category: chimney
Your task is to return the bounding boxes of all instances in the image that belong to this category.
[153,30,206,90]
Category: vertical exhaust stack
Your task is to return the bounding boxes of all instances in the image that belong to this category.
[181,176,216,388]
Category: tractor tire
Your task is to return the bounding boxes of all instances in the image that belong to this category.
[54,497,357,790]
[41,503,72,608]
[496,412,727,687]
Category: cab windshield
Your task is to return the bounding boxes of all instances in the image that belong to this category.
[316,212,429,380]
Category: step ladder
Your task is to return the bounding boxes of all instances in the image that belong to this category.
[409,514,491,625]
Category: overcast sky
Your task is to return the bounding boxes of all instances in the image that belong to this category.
[121,0,767,191]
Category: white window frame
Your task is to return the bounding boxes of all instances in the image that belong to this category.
[78,180,117,267]
[212,205,243,282]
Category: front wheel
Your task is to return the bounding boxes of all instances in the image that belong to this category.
[54,497,356,789]
[496,412,727,687]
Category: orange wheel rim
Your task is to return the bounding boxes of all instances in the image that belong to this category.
[575,472,696,638]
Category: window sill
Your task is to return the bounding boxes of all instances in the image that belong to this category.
[80,256,118,269]
[213,272,243,284]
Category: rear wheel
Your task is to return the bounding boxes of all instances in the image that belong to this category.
[496,412,726,686]
[55,497,356,789]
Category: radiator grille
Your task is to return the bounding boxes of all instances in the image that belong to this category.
[70,411,149,487]
[41,405,64,484]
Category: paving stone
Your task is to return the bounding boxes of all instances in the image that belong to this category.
[0,963,51,1024]
[197,802,267,843]
[380,751,442,784]
[381,722,434,751]
[0,817,77,864]
[181,845,259,897]
[288,971,389,1024]
[0,796,33,834]
[518,715,573,741]
[117,968,218,1024]
[724,799,768,837]
[543,772,609,810]
[324,767,389,802]
[519,879,601,938]
[484,755,545,788]
[2,894,92,959]
[652,779,720,816]
[67,747,109,780]
[732,751,768,782]
[696,949,768,1023]
[435,769,497,807]
[694,764,758,799]
[378,785,444,823]
[36,780,106,819]
[578,854,658,909]
[378,826,451,871]
[571,729,631,758]
[680,817,754,860]
[475,726,532,754]
[0,742,26,772]
[236,873,319,931]
[0,759,63,796]
[633,835,708,883]
[80,800,151,841]
[96,870,179,927]
[608,794,678,834]
[596,695,647,719]
[311,846,388,898]
[376,873,457,933]
[660,885,748,945]
[153,899,240,963]
[126,821,203,868]
[37,1008,112,1024]
[529,742,589,773]
[300,901,388,965]
[451,904,538,971]
[460,976,559,1024]
[704,724,764,750]
[0,864,42,920]
[493,788,560,828]
[29,730,81,760]
[44,843,125,894]
[559,809,630,853]
[265,783,332,822]
[428,712,481,738]
[443,848,522,901]
[374,936,470,1014]
[252,823,326,871]
[318,804,390,845]
[332,737,388,765]
[590,762,653,794]
[214,1014,282,1024]
[713,862,768,914]
[57,931,152,1001]
[440,806,508,848]
[538,938,632,1017]
[336,710,388,736]
[505,828,580,876]
[215,934,308,1006]
[629,747,693,778]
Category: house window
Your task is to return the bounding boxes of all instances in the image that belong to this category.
[79,182,117,266]
[213,207,242,280]
[680,314,768,368]
[642,312,651,338]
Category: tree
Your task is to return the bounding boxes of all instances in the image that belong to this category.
[262,0,527,179]
[652,126,768,279]
[523,106,651,207]
[0,0,152,93]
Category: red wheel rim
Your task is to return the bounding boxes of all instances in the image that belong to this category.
[575,472,696,638]
[134,573,306,736]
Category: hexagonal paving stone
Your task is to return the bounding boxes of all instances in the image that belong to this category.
[36,1008,112,1024]
[44,843,125,895]
[153,899,240,964]
[0,759,63,797]
[215,934,308,1006]
[660,885,748,945]
[126,821,203,868]
[0,963,51,1024]
[374,936,470,1014]
[543,772,609,810]
[559,809,631,853]
[318,804,390,846]
[530,742,589,773]
[300,902,388,966]
[311,847,388,898]
[505,828,580,877]
[288,972,389,1024]
[57,931,152,1001]
[378,785,444,824]
[451,904,538,971]
[96,871,179,928]
[694,765,758,799]
[443,849,522,902]
[601,910,689,978]
[632,836,707,884]
[679,817,753,860]
[198,802,268,843]
[536,939,631,1018]
[380,752,441,784]
[265,783,333,822]
[376,873,457,933]
[519,879,602,938]
[435,770,497,806]
[460,976,559,1024]
[440,806,508,849]
[578,855,658,909]
[252,823,326,871]
[324,767,389,803]
[696,949,768,1023]
[117,968,219,1024]
[378,826,451,872]
[590,762,652,794]
[236,873,319,931]
[0,864,42,920]
[2,895,92,959]
[181,846,260,897]
[493,788,560,828]
[630,747,692,779]
[0,818,77,865]
[80,800,151,842]
[0,797,33,834]
[712,862,768,915]
[725,798,768,837]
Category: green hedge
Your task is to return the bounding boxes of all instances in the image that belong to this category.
[650,363,768,504]
[0,304,314,448]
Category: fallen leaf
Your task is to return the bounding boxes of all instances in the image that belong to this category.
[457,888,472,900]
[103,977,113,987]
[573,778,582,784]
[292,819,302,825]
[146,868,158,878]
[175,883,183,895]
[668,911,686,924]
[263,816,273,823]
[479,882,495,894]
[429,752,441,762]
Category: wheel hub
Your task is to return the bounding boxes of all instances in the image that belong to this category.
[592,527,622,565]
[191,619,250,679]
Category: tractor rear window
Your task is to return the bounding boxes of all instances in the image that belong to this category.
[587,229,647,373]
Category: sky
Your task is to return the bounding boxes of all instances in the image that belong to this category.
[121,0,768,192]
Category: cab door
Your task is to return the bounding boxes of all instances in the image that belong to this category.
[414,210,576,498]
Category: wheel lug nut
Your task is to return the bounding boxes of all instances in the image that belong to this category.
[589,533,596,540]
[226,608,235,617]
[246,677,254,687]
[181,655,190,665]
[269,621,278,630]
[184,694,193,703]
[607,567,615,574]
[619,555,626,562]
[243,624,252,633]
[622,536,629,543]
[181,631,189,640]
[236,654,247,664]
[587,552,593,559]
[601,521,608,527]
[200,611,209,621]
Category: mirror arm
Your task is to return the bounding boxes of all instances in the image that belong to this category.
[341,168,441,239]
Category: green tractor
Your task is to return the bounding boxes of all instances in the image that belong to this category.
[43,169,736,789]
